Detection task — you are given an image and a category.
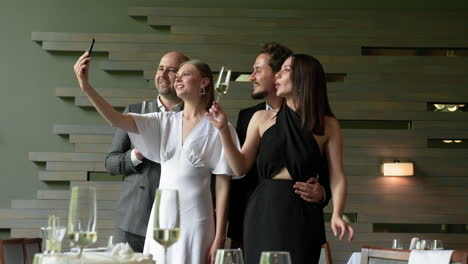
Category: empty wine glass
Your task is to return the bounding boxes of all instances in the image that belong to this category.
[432,240,444,250]
[215,66,232,102]
[67,186,97,258]
[259,251,291,264]
[215,248,244,264]
[392,238,404,249]
[153,189,180,264]
[420,239,432,250]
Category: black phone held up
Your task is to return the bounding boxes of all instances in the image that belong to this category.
[83,39,95,72]
[87,38,95,57]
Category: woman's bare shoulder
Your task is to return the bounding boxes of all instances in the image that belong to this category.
[324,115,341,135]
[252,109,275,121]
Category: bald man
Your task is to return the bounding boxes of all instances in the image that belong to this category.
[105,52,189,252]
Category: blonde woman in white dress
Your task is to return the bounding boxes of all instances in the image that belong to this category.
[74,52,240,264]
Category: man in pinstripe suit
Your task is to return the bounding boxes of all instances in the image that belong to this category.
[105,52,189,252]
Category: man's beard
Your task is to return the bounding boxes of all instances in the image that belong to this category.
[251,90,268,100]
[156,82,178,99]
[159,89,178,99]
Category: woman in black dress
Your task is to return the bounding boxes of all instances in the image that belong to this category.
[208,54,354,264]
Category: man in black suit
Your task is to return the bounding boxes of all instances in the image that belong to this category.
[228,43,332,248]
[105,52,188,252]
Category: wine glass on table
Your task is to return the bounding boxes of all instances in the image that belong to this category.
[153,189,180,264]
[67,186,97,259]
[215,66,232,102]
[215,248,244,264]
[259,251,292,264]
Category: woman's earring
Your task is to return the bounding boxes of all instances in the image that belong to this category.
[200,86,206,95]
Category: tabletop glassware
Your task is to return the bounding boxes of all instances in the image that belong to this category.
[67,186,97,258]
[392,238,404,249]
[259,251,292,264]
[432,240,444,250]
[215,66,231,102]
[153,189,180,264]
[40,226,53,255]
[419,239,432,250]
[215,248,244,264]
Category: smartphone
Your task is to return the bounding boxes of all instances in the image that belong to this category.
[83,38,95,72]
[87,38,95,57]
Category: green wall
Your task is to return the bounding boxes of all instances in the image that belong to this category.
[1,0,468,207]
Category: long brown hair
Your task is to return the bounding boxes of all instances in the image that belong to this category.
[180,59,214,110]
[290,54,335,135]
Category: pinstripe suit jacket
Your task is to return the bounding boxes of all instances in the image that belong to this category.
[105,99,165,236]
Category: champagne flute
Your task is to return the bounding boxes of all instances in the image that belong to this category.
[67,186,97,258]
[153,189,180,264]
[259,251,292,264]
[215,248,244,264]
[215,66,232,102]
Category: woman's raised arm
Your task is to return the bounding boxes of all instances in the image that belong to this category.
[74,51,138,134]
[207,102,261,177]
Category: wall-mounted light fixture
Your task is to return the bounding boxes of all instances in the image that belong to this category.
[382,160,414,176]
[432,103,465,112]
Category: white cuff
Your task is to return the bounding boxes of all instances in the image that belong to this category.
[130,149,143,166]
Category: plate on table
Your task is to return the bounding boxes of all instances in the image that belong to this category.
[70,247,108,253]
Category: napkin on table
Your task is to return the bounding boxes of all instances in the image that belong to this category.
[408,249,454,264]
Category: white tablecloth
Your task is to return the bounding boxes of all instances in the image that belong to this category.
[347,252,361,264]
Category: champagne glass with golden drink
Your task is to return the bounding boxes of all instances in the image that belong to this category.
[153,189,180,264]
[67,186,97,259]
[215,66,232,102]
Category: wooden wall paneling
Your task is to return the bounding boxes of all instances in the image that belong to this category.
[11,200,115,210]
[359,213,468,224]
[45,161,105,172]
[70,181,123,191]
[342,130,426,148]
[413,120,468,131]
[54,124,115,135]
[69,134,113,144]
[28,152,105,162]
[34,33,361,56]
[37,190,119,201]
[344,147,468,161]
[38,171,87,181]
[146,16,374,36]
[56,87,156,98]
[74,143,110,153]
[32,32,206,45]
[74,96,150,108]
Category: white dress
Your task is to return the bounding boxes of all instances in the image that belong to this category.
[128,111,240,264]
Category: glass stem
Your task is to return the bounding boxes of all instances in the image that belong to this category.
[164,247,167,264]
[78,246,84,259]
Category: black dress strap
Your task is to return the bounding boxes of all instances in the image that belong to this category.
[276,105,323,181]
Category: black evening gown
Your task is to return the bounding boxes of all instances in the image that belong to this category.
[243,105,329,264]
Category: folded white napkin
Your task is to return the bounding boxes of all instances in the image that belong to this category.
[409,250,454,264]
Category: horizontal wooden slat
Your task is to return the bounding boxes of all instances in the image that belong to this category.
[0,218,114,229]
[74,96,149,108]
[359,213,468,224]
[75,143,110,153]
[69,134,114,144]
[56,87,157,98]
[37,190,119,201]
[38,171,87,181]
[11,200,116,210]
[46,162,106,172]
[0,209,114,219]
[29,152,105,162]
[70,181,123,191]
[54,124,115,135]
